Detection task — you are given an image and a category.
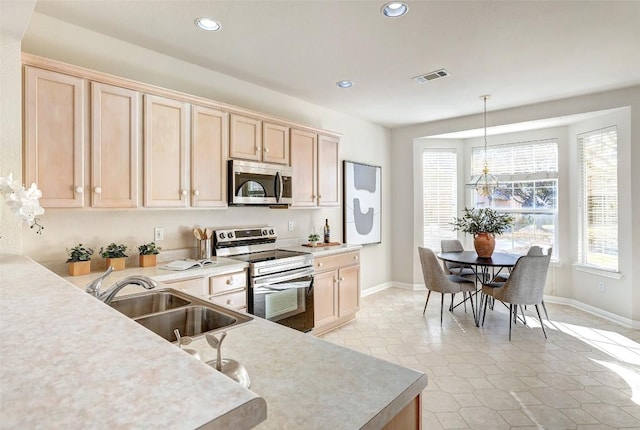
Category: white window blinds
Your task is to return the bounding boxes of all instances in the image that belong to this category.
[471,140,558,181]
[578,126,618,272]
[423,150,457,250]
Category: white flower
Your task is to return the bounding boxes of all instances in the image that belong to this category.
[0,172,45,234]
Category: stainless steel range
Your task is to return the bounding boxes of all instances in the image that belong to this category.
[213,227,315,332]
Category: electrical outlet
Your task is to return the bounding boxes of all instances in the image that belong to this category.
[288,221,294,231]
[154,227,164,241]
[598,281,605,293]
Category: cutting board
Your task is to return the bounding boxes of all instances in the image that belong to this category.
[302,242,341,248]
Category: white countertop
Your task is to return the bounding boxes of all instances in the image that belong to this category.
[2,251,427,429]
[281,243,362,257]
[0,254,265,429]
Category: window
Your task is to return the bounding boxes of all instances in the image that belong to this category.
[472,140,558,256]
[423,150,457,250]
[578,126,618,272]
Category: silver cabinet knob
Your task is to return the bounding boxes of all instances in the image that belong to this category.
[317,263,323,267]
[94,187,102,194]
[181,189,188,196]
[226,299,233,305]
[194,190,200,196]
[354,255,359,260]
[339,277,345,282]
[264,147,269,153]
[75,186,83,194]
[226,279,232,285]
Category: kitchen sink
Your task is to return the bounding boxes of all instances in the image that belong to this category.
[135,306,245,342]
[110,291,191,318]
[109,288,252,342]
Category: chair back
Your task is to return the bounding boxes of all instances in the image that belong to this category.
[418,246,457,293]
[441,239,465,271]
[495,251,551,305]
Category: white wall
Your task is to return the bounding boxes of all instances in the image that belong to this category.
[13,13,392,290]
[392,88,640,325]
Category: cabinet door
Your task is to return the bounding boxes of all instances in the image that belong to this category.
[229,114,262,161]
[313,270,338,328]
[262,122,289,165]
[290,128,317,207]
[91,82,140,208]
[24,67,85,207]
[191,105,228,207]
[164,277,208,297]
[143,94,189,207]
[338,264,360,317]
[210,271,247,294]
[317,134,340,207]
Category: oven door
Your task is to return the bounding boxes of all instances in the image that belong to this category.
[249,267,314,332]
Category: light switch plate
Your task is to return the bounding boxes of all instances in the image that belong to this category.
[154,227,164,241]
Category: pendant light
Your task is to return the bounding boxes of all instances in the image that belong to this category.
[467,95,499,197]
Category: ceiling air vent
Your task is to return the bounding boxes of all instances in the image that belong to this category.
[412,69,450,84]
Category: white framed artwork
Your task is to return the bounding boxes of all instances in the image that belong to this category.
[343,160,381,245]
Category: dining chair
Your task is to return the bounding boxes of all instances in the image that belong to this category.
[418,246,476,325]
[493,246,551,319]
[480,250,552,340]
[440,240,475,277]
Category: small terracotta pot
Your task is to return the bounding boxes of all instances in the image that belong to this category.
[106,257,126,271]
[474,233,496,258]
[68,260,91,276]
[139,254,157,267]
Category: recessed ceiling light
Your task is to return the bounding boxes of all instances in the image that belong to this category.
[381,2,409,18]
[336,80,354,89]
[195,17,221,31]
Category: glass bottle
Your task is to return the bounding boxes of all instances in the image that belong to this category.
[324,219,330,244]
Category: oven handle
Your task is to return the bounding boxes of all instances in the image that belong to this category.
[253,266,314,287]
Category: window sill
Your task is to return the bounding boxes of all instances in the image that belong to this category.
[573,263,622,280]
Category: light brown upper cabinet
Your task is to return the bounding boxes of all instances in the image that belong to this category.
[191,105,228,208]
[24,67,86,207]
[229,113,289,165]
[91,82,140,208]
[262,122,290,165]
[143,94,189,208]
[290,129,340,207]
[317,134,340,207]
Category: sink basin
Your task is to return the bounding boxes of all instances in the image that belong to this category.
[110,291,191,318]
[135,305,249,342]
[109,288,253,342]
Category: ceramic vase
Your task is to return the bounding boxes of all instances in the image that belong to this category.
[474,233,495,258]
[68,260,91,276]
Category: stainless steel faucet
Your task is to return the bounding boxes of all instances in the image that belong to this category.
[85,267,158,304]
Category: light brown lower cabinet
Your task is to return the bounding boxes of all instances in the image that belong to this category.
[382,394,422,430]
[162,270,247,312]
[313,251,360,335]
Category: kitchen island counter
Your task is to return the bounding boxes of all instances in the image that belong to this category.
[1,255,427,429]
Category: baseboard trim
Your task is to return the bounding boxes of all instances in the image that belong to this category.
[361,282,394,297]
[543,295,639,329]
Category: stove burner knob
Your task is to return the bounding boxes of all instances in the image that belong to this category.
[269,229,275,235]
[228,232,234,238]
[219,233,226,239]
[262,230,268,236]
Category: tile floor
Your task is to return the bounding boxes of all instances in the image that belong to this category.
[320,288,640,429]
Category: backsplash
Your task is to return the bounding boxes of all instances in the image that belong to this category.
[23,206,340,275]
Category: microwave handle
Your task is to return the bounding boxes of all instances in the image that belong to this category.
[274,171,283,203]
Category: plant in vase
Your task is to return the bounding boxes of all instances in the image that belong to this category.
[138,242,161,267]
[452,207,513,258]
[308,233,320,247]
[66,243,94,276]
[99,242,128,271]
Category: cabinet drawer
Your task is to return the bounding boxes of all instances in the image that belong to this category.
[209,290,247,310]
[210,271,247,294]
[314,251,360,273]
[164,277,208,297]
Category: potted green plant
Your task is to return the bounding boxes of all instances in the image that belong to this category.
[66,243,94,276]
[452,207,514,257]
[99,242,128,271]
[308,233,320,247]
[138,242,161,267]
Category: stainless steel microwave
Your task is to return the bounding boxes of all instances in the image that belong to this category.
[228,160,293,206]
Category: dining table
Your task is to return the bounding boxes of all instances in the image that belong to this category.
[437,251,521,326]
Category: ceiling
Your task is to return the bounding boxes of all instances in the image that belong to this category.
[33,0,640,129]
